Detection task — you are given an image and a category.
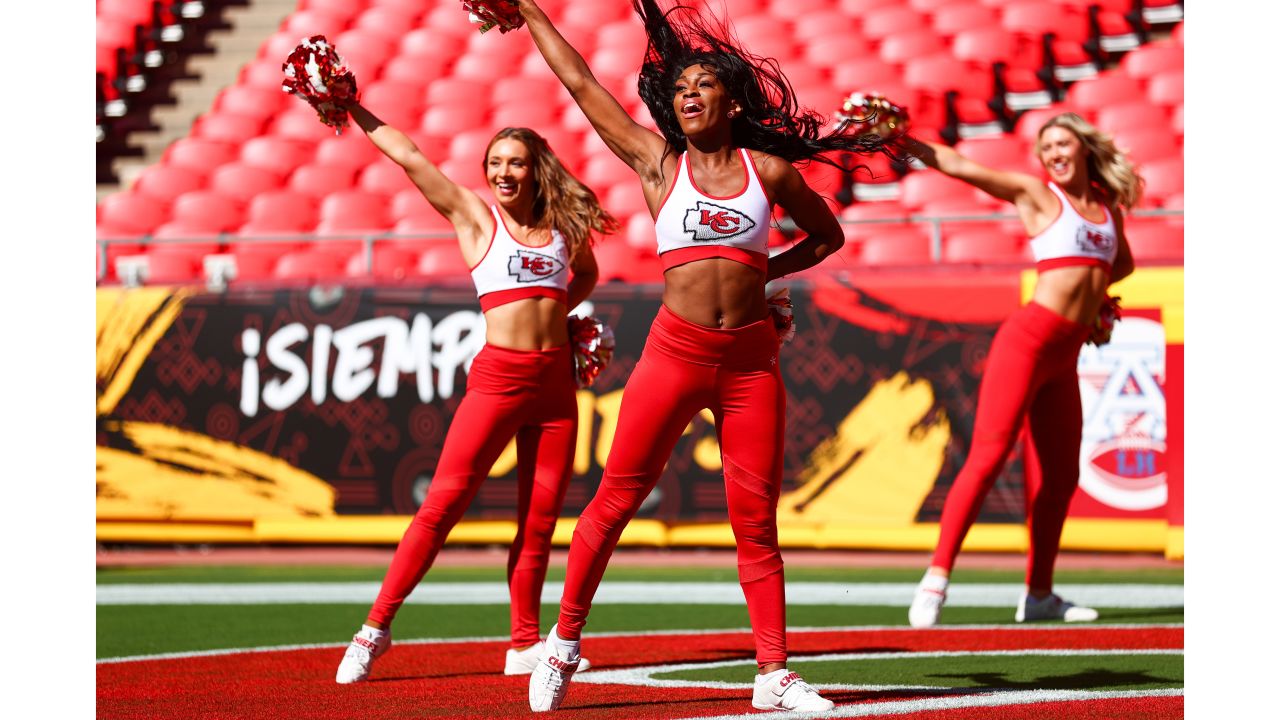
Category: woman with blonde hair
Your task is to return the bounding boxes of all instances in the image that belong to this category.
[904,112,1138,628]
[333,103,617,682]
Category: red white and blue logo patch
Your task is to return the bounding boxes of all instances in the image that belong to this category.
[682,201,757,242]
[507,249,565,283]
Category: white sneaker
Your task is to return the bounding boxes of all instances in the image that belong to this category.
[751,669,835,713]
[528,625,581,711]
[506,641,591,675]
[908,574,949,628]
[1016,592,1100,623]
[335,625,391,684]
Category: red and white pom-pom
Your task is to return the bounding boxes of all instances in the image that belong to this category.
[281,35,359,135]
[462,0,524,34]
[568,315,615,388]
[833,92,910,141]
[767,288,796,346]
[1088,295,1122,346]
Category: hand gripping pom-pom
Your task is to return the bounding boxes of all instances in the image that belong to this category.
[462,1,524,34]
[281,35,359,135]
[833,92,909,141]
[1088,295,1122,346]
[767,288,796,346]
[568,315,615,388]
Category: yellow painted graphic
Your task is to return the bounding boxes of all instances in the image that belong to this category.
[778,371,950,525]
[96,287,193,415]
[97,421,336,521]
[1021,266,1183,343]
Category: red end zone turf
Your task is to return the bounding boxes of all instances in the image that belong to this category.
[97,627,1182,719]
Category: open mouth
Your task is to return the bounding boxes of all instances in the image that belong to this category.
[495,181,517,197]
[680,100,704,119]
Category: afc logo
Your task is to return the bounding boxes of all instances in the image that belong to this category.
[1076,225,1115,253]
[507,249,565,283]
[683,200,758,242]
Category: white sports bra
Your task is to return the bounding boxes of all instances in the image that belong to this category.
[469,206,570,312]
[1029,182,1118,272]
[653,148,772,273]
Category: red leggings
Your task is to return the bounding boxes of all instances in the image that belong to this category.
[368,343,578,648]
[931,302,1091,589]
[557,306,788,667]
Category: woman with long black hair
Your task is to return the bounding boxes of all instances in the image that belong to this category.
[511,0,892,712]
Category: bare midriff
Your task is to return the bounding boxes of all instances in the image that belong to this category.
[661,257,768,328]
[1031,264,1113,324]
[482,296,570,350]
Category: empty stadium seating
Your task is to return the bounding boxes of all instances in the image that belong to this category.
[98,1,1183,285]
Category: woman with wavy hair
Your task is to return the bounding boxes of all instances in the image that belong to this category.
[513,0,892,712]
[905,112,1138,628]
[333,104,617,682]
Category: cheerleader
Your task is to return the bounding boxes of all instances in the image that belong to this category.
[904,112,1138,627]
[513,0,892,711]
[334,104,618,681]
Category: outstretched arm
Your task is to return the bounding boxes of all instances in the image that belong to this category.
[518,1,667,181]
[349,103,489,231]
[762,159,844,281]
[901,136,1053,209]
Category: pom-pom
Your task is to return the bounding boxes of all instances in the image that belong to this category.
[1088,295,1122,346]
[767,288,796,346]
[833,92,910,141]
[569,315,615,388]
[281,35,359,135]
[462,1,524,34]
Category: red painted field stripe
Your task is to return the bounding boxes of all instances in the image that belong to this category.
[906,695,1184,719]
[97,627,1182,720]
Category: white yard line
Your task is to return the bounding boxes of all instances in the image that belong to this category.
[96,581,1185,607]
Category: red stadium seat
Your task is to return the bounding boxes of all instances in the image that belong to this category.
[296,0,362,24]
[942,227,1029,264]
[332,30,395,77]
[861,7,927,40]
[271,108,342,143]
[1120,41,1183,80]
[360,80,426,118]
[99,192,168,235]
[792,11,858,43]
[273,251,350,280]
[952,28,1022,68]
[1015,105,1072,142]
[288,162,358,199]
[1147,70,1184,107]
[225,246,282,281]
[132,165,206,204]
[213,85,287,122]
[398,27,466,58]
[392,212,456,240]
[170,191,244,233]
[354,7,420,40]
[1170,104,1184,137]
[879,31,947,65]
[603,183,650,222]
[390,188,436,221]
[955,136,1039,175]
[314,134,383,170]
[491,102,559,128]
[238,59,288,90]
[358,160,411,196]
[192,112,265,144]
[858,228,936,266]
[164,138,238,173]
[1109,128,1180,165]
[899,171,981,211]
[1123,217,1183,262]
[243,191,319,234]
[381,52,453,86]
[240,137,314,177]
[417,246,471,277]
[904,54,991,97]
[830,59,903,92]
[765,0,832,21]
[208,163,284,204]
[142,247,205,284]
[932,4,1000,37]
[1001,2,1090,44]
[347,246,421,280]
[1139,158,1184,208]
[420,104,489,137]
[283,10,349,39]
[319,190,391,228]
[1095,102,1169,135]
[1065,75,1145,113]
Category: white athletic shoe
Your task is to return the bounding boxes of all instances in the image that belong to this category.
[505,641,591,675]
[908,574,949,628]
[528,625,581,712]
[1016,592,1100,623]
[335,625,391,684]
[752,669,835,713]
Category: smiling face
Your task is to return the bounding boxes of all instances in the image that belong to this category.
[672,63,741,138]
[485,137,534,207]
[1037,125,1089,187]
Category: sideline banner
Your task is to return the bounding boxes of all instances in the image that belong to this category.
[96,269,1182,553]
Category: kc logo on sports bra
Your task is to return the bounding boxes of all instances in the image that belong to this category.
[1076,225,1115,252]
[507,249,565,282]
[683,201,757,241]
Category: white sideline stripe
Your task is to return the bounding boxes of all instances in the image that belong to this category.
[674,688,1185,720]
[96,581,1184,607]
[96,623,1183,665]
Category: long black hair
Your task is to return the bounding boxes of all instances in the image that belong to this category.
[632,0,892,168]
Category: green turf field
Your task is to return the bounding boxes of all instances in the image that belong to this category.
[96,565,1184,659]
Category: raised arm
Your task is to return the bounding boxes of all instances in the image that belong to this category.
[902,137,1056,210]
[348,103,490,235]
[759,157,844,282]
[518,1,667,181]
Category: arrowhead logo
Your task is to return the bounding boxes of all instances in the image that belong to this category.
[683,201,757,242]
[507,249,565,283]
[1076,225,1115,252]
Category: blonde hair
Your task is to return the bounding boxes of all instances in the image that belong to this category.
[484,128,619,263]
[1036,112,1145,210]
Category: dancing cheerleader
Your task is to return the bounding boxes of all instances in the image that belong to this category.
[904,112,1138,628]
[502,0,893,711]
[326,98,618,680]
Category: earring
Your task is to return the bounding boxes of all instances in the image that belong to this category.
[728,110,736,118]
